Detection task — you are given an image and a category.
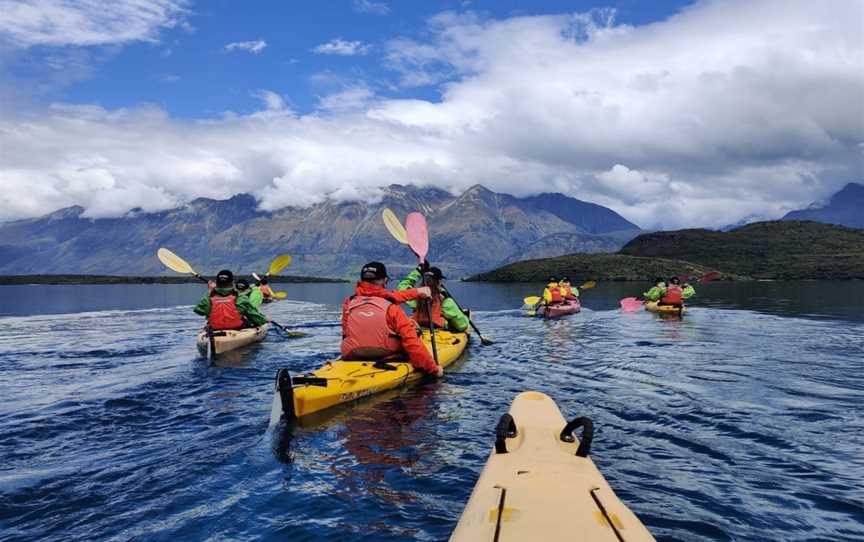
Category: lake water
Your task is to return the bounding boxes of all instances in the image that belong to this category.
[1,281,863,541]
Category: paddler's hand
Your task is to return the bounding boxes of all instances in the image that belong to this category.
[434,366,444,378]
[416,286,432,299]
[417,260,431,274]
[207,280,216,291]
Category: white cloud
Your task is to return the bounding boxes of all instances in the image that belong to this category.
[1,0,862,229]
[0,0,188,48]
[253,89,287,111]
[312,39,370,56]
[317,86,375,112]
[353,0,389,16]
[224,39,267,54]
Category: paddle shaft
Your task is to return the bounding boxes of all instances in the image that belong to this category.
[421,273,440,365]
[442,287,491,345]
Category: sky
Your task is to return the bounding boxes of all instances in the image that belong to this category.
[0,0,862,229]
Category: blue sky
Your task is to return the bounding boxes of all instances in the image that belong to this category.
[0,0,861,228]
[19,0,695,117]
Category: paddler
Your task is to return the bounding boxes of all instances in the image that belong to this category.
[397,261,469,332]
[236,279,265,309]
[194,270,268,330]
[643,277,666,302]
[257,278,274,303]
[559,277,579,300]
[541,277,564,307]
[341,261,443,377]
[662,276,695,306]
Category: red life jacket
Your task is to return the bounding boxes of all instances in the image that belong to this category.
[661,285,684,305]
[209,292,244,330]
[341,296,403,360]
[413,297,446,329]
[260,285,273,297]
[548,285,563,304]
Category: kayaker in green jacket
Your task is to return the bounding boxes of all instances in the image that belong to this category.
[194,270,269,329]
[397,262,469,332]
[236,279,265,308]
[643,277,666,301]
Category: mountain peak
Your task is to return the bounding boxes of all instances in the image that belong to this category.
[46,206,85,220]
[782,182,864,229]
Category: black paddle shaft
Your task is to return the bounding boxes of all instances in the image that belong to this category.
[421,272,440,365]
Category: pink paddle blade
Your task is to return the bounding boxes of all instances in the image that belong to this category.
[620,297,643,312]
[405,212,429,262]
[699,271,721,283]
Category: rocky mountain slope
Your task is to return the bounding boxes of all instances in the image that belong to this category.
[781,182,864,229]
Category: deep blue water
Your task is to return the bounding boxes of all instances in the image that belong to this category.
[1,282,863,541]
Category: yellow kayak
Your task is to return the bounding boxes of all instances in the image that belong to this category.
[275,328,469,420]
[644,300,687,314]
[451,391,655,542]
[196,324,269,357]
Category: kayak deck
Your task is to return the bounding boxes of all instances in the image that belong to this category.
[196,324,269,357]
[451,391,655,541]
[276,328,469,420]
[644,301,687,314]
[542,299,581,318]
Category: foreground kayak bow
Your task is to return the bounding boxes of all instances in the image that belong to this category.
[451,391,655,541]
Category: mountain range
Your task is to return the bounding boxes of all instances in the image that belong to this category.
[781,182,864,229]
[0,185,641,278]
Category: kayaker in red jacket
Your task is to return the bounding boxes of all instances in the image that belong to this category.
[341,261,442,377]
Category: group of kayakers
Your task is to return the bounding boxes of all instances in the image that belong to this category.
[540,276,580,306]
[643,276,696,307]
[195,260,469,378]
[193,269,274,329]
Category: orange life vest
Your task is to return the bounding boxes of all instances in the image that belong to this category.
[341,296,403,360]
[661,285,683,305]
[548,285,563,304]
[413,297,446,329]
[260,285,273,297]
[209,292,244,330]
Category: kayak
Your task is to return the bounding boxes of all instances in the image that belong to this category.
[275,328,470,420]
[196,324,269,357]
[644,300,687,315]
[540,298,581,319]
[450,391,655,542]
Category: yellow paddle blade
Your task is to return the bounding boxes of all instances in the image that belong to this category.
[580,280,597,290]
[382,208,409,245]
[157,248,196,275]
[523,296,541,306]
[267,255,292,276]
[272,291,288,299]
[527,310,537,317]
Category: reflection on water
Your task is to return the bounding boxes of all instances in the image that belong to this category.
[1,282,863,541]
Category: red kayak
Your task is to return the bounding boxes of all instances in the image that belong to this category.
[542,299,581,319]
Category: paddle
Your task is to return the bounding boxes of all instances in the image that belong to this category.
[254,255,293,299]
[157,248,208,283]
[383,208,494,346]
[405,212,439,366]
[269,319,307,338]
[524,281,596,315]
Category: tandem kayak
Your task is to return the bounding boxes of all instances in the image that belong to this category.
[644,300,687,315]
[540,299,581,319]
[451,391,655,542]
[274,328,470,420]
[196,324,270,357]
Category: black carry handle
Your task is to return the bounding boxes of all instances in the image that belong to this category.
[291,376,328,387]
[494,413,518,454]
[559,416,594,457]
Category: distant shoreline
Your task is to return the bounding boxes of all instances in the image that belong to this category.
[0,275,349,285]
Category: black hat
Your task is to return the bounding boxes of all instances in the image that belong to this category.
[548,276,558,283]
[361,261,388,281]
[259,277,269,285]
[669,276,681,285]
[216,269,234,287]
[236,279,250,291]
[424,267,446,280]
[655,277,665,284]
[560,276,570,283]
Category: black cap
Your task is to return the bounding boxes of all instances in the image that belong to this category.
[548,277,557,283]
[655,277,665,284]
[259,277,269,285]
[669,276,681,285]
[216,269,234,287]
[361,261,388,281]
[560,276,570,283]
[424,267,446,280]
[236,279,250,291]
